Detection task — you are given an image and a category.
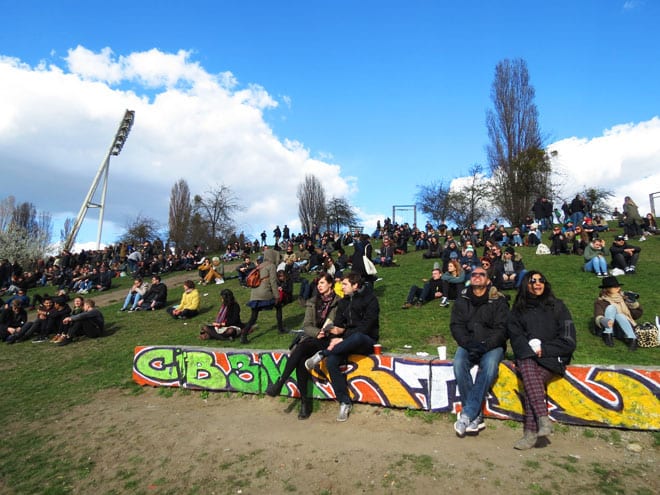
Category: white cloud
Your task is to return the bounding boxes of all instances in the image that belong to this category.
[0,47,357,247]
[549,117,660,211]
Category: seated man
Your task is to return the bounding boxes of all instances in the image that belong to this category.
[58,298,104,346]
[548,226,569,255]
[610,235,641,274]
[304,272,379,422]
[136,275,168,310]
[92,265,113,292]
[450,267,509,437]
[493,247,526,289]
[374,238,395,266]
[0,299,28,342]
[401,267,443,309]
[236,256,256,287]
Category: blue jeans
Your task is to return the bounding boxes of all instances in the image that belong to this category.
[584,256,607,274]
[602,305,635,339]
[323,333,375,404]
[453,346,504,421]
[122,292,142,310]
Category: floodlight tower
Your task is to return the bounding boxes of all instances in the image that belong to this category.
[64,109,135,252]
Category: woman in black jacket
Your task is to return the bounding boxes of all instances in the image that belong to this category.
[265,273,339,419]
[507,270,576,450]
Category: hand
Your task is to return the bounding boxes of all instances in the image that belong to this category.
[466,342,487,362]
[327,337,343,351]
[329,326,345,336]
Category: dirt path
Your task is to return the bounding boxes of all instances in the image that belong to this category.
[44,387,657,495]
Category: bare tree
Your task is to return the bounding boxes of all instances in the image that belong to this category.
[0,195,16,232]
[581,187,615,216]
[120,214,161,245]
[446,165,491,228]
[297,174,326,234]
[415,180,452,225]
[325,197,359,233]
[486,58,551,226]
[168,179,192,250]
[60,217,74,244]
[193,185,242,249]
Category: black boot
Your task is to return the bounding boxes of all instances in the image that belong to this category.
[298,397,312,420]
[602,333,614,347]
[265,379,283,397]
[240,327,249,344]
[626,338,638,351]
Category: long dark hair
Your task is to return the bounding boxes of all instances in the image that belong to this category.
[220,289,236,306]
[512,270,557,313]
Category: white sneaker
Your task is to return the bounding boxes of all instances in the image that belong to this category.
[305,351,324,371]
[639,236,646,242]
[466,414,486,434]
[337,402,352,422]
[215,278,224,284]
[454,413,471,437]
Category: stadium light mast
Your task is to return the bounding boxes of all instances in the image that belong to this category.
[64,109,135,252]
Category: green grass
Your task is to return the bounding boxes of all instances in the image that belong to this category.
[0,226,658,492]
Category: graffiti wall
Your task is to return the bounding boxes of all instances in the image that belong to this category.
[133,346,660,430]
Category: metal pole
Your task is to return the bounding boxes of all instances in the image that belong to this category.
[96,157,111,250]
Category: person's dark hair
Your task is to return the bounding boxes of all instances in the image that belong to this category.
[512,270,556,313]
[220,289,235,306]
[344,271,363,287]
[316,272,334,286]
[183,280,195,290]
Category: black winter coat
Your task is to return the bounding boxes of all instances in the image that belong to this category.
[450,286,509,351]
[334,285,379,341]
[508,299,576,375]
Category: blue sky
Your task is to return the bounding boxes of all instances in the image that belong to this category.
[1,0,659,250]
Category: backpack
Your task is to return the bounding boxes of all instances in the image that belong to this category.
[245,266,263,288]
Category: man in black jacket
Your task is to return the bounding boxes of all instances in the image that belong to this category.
[304,272,379,422]
[401,267,443,308]
[450,267,509,437]
[58,299,105,346]
[136,275,168,310]
[610,235,641,274]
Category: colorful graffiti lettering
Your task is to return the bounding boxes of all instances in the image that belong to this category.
[133,346,660,430]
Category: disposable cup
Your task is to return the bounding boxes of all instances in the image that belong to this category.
[437,345,447,360]
[373,344,382,355]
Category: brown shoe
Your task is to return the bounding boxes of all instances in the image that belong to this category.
[401,303,412,309]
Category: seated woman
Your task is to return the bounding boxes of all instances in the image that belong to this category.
[439,259,465,306]
[583,237,608,277]
[166,280,200,319]
[422,236,441,259]
[120,277,149,311]
[265,273,339,420]
[641,212,658,236]
[507,271,576,450]
[593,276,642,350]
[200,289,243,340]
[202,257,224,285]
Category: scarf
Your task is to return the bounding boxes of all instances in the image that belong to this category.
[316,292,336,327]
[214,304,228,325]
[601,292,635,325]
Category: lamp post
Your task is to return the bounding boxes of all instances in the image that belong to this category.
[64,110,135,252]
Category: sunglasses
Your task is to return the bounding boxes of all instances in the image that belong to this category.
[471,272,487,278]
[528,277,546,284]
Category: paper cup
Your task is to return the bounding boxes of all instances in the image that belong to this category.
[529,339,541,353]
[373,344,382,355]
[437,345,447,360]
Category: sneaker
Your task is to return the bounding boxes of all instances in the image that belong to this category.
[439,297,449,307]
[215,278,225,285]
[466,415,486,434]
[52,335,66,344]
[453,413,470,437]
[32,336,49,343]
[639,236,646,242]
[597,272,606,278]
[304,351,324,371]
[337,402,352,422]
